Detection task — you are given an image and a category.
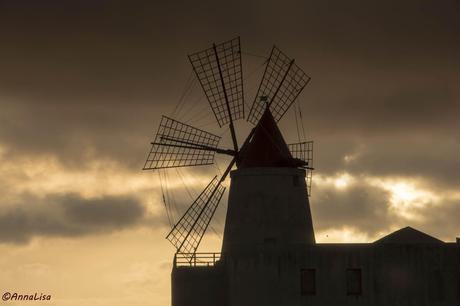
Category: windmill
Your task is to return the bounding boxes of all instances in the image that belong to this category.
[143,37,313,257]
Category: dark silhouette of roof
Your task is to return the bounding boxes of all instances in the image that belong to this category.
[238,108,303,168]
[374,226,443,244]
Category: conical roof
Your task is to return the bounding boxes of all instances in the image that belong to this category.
[239,108,300,168]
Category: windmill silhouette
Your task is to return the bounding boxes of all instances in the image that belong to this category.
[143,37,313,257]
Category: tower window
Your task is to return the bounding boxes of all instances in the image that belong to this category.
[346,268,362,295]
[300,269,316,295]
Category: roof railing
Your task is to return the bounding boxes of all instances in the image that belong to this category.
[174,252,222,267]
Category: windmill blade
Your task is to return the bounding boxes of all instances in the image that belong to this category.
[247,46,311,125]
[166,176,226,255]
[143,116,225,170]
[288,141,314,196]
[288,141,313,166]
[188,37,244,129]
[165,127,253,255]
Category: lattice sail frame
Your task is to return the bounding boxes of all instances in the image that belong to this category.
[189,37,244,127]
[288,141,314,196]
[247,46,311,125]
[143,116,221,170]
[166,176,226,255]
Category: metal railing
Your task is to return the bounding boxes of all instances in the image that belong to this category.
[174,252,221,267]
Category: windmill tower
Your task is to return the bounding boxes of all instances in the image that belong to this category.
[144,37,315,306]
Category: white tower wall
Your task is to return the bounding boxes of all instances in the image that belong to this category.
[221,167,315,255]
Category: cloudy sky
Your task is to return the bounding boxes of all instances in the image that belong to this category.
[0,0,459,305]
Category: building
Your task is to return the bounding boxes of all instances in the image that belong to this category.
[171,109,460,306]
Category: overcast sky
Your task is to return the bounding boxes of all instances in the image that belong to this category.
[0,0,459,305]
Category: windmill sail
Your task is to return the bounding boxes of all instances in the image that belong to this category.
[247,46,311,125]
[288,141,314,196]
[288,141,313,166]
[188,37,244,128]
[143,116,222,170]
[166,176,226,254]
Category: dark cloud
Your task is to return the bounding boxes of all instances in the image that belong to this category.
[310,181,460,241]
[311,182,393,236]
[0,0,459,167]
[0,193,160,244]
[306,82,459,136]
[414,199,460,241]
[0,0,459,242]
[312,136,460,189]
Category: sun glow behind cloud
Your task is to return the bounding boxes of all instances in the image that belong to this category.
[367,178,440,221]
[311,170,455,241]
[314,172,356,190]
[0,152,211,197]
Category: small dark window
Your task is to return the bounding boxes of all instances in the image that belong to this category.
[346,268,362,295]
[301,269,316,295]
